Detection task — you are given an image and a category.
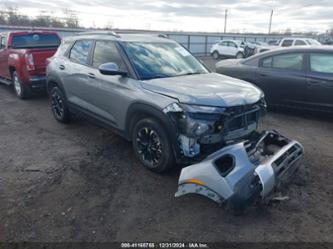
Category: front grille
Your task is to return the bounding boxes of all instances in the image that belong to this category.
[224,106,260,132]
[226,101,262,115]
[273,144,303,179]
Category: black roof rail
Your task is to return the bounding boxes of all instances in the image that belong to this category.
[157,33,169,39]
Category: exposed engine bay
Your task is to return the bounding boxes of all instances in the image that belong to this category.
[175,130,304,211]
[163,98,266,160]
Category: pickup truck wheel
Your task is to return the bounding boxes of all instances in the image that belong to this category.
[50,86,70,123]
[132,118,175,173]
[212,51,220,59]
[12,71,30,99]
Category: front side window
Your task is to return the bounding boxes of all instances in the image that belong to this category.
[310,53,333,74]
[11,33,60,49]
[261,53,303,71]
[69,40,93,65]
[262,57,273,68]
[92,41,126,70]
[121,42,208,80]
[281,39,293,47]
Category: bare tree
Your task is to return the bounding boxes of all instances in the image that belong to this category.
[105,21,114,30]
[0,11,6,25]
[284,28,292,35]
[63,9,79,28]
[0,6,72,28]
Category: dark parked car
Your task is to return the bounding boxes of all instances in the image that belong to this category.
[216,47,333,112]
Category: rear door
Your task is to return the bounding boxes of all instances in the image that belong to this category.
[227,41,238,56]
[63,39,95,111]
[217,41,229,56]
[305,52,333,110]
[255,52,307,106]
[79,40,130,126]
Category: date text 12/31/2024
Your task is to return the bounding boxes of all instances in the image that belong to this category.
[121,242,209,248]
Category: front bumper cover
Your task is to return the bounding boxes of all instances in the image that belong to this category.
[175,130,304,210]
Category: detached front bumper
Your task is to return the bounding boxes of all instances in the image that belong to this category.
[175,130,304,211]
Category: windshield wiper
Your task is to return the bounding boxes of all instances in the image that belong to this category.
[176,72,204,77]
[142,74,170,80]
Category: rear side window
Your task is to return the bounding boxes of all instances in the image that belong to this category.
[281,39,293,47]
[11,33,60,48]
[307,39,321,46]
[92,41,126,70]
[310,53,333,74]
[295,40,306,46]
[55,41,71,57]
[261,53,303,70]
[69,40,93,65]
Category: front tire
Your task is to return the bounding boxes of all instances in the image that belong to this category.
[12,71,31,99]
[236,52,244,59]
[212,51,220,59]
[50,86,71,123]
[132,118,175,173]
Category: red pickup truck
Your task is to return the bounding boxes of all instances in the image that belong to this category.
[0,31,61,99]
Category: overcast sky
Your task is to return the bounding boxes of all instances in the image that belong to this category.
[1,0,332,33]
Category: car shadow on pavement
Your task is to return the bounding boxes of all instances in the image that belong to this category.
[0,84,48,101]
[268,106,333,123]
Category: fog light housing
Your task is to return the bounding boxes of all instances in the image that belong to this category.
[194,123,211,136]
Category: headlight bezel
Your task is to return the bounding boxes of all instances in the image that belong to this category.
[163,103,226,137]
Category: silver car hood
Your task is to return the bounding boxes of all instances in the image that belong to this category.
[141,73,262,107]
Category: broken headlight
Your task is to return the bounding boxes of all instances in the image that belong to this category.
[163,103,226,137]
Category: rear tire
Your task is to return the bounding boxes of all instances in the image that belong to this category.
[132,117,175,173]
[212,51,220,59]
[12,71,31,99]
[50,86,71,123]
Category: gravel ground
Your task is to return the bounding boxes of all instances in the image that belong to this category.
[0,57,332,242]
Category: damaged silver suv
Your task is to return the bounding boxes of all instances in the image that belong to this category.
[47,32,266,173]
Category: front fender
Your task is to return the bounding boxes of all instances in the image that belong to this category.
[125,102,182,161]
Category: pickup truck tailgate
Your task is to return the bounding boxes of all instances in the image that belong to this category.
[30,48,57,74]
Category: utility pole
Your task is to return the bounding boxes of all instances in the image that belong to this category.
[268,9,273,34]
[224,9,228,33]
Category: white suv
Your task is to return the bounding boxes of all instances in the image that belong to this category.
[255,37,321,54]
[210,40,245,59]
[278,37,321,47]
